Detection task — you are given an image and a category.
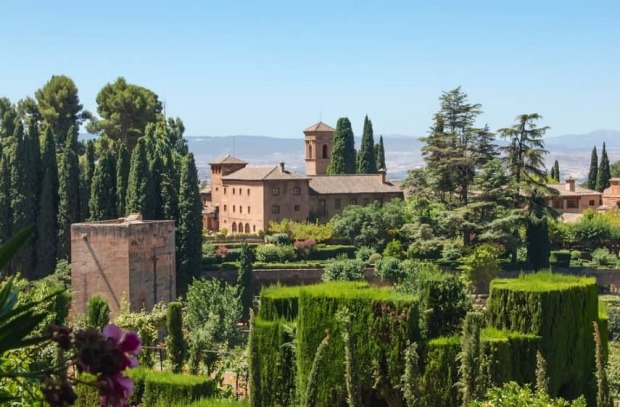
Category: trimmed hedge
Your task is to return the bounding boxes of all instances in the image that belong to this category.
[176,400,250,407]
[142,370,217,406]
[487,272,599,402]
[306,244,356,261]
[257,285,301,321]
[549,250,571,267]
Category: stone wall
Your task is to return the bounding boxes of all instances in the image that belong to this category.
[71,219,176,316]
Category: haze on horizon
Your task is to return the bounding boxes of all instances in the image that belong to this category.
[1,1,618,139]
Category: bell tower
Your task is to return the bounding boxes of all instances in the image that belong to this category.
[304,122,335,176]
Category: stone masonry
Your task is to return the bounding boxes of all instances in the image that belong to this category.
[70,215,176,316]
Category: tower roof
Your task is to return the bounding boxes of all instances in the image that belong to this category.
[304,122,335,133]
[208,154,248,165]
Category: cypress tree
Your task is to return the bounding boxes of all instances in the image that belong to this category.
[35,128,59,278]
[0,155,10,247]
[176,153,203,295]
[587,146,598,190]
[356,115,376,174]
[596,142,611,192]
[81,140,96,221]
[89,150,117,221]
[160,147,179,221]
[327,117,356,174]
[237,242,254,321]
[166,301,186,373]
[86,295,110,330]
[57,126,81,260]
[150,150,165,220]
[126,138,156,219]
[552,160,560,182]
[116,144,130,216]
[376,135,386,170]
[526,217,551,270]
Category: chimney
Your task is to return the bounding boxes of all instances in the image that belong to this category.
[378,168,386,184]
[565,177,575,192]
[279,162,285,172]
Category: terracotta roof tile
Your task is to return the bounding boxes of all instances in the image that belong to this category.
[546,183,601,197]
[209,154,248,165]
[304,122,335,133]
[222,165,309,181]
[309,175,403,195]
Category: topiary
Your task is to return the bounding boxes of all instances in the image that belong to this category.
[355,246,376,262]
[375,256,408,282]
[166,302,185,373]
[322,255,365,282]
[86,295,110,330]
[367,253,382,265]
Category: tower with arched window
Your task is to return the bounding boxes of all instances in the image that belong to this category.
[304,122,334,176]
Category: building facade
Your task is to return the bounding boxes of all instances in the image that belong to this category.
[546,178,602,214]
[203,122,404,233]
[70,215,176,315]
[602,178,620,208]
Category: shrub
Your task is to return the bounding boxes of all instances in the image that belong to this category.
[255,244,296,263]
[141,370,216,406]
[469,381,587,406]
[215,245,229,260]
[570,250,583,260]
[264,233,290,245]
[202,243,218,265]
[294,238,316,260]
[375,256,408,282]
[442,240,462,261]
[383,239,404,259]
[322,255,365,281]
[592,247,617,267]
[355,246,376,262]
[307,244,356,260]
[549,250,571,267]
[488,272,600,402]
[367,252,382,265]
[406,240,442,260]
[166,302,186,373]
[459,244,500,294]
[607,305,620,341]
[86,295,110,330]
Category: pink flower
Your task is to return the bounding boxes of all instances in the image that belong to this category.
[102,324,141,369]
[99,373,133,407]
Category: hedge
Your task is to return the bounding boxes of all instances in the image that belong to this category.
[175,400,250,407]
[549,250,571,267]
[257,285,301,321]
[487,272,600,402]
[306,244,356,261]
[141,370,217,406]
[419,330,540,407]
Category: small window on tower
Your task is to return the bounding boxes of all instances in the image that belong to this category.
[322,144,328,159]
[293,187,301,195]
[273,187,280,196]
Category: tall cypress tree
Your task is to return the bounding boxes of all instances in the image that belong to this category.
[587,146,598,190]
[116,144,130,216]
[237,242,254,321]
[375,135,386,170]
[57,126,81,260]
[356,115,376,174]
[81,140,96,221]
[176,153,203,295]
[327,117,356,174]
[596,142,611,192]
[126,138,156,219]
[150,150,165,220]
[160,147,179,221]
[552,160,560,182]
[0,154,10,247]
[89,150,117,221]
[35,128,59,278]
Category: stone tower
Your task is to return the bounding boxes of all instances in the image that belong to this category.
[304,122,335,176]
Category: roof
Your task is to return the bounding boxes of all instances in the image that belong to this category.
[546,182,601,197]
[222,165,309,181]
[209,154,248,165]
[309,175,403,195]
[304,122,335,133]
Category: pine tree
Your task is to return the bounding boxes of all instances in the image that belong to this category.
[588,146,598,190]
[552,160,560,182]
[327,117,356,174]
[166,301,186,373]
[376,135,386,170]
[35,128,59,278]
[57,126,81,260]
[126,138,156,219]
[89,150,117,221]
[356,115,376,174]
[237,242,254,321]
[176,153,203,295]
[116,144,130,216]
[596,142,611,192]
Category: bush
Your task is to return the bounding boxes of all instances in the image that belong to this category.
[86,295,110,330]
[375,257,409,282]
[264,233,290,245]
[307,244,356,261]
[215,245,229,260]
[441,240,462,261]
[382,239,404,259]
[355,246,376,262]
[549,250,571,267]
[322,255,365,282]
[607,305,620,341]
[367,252,382,265]
[407,241,442,260]
[469,381,587,406]
[570,250,583,260]
[202,243,218,265]
[254,244,296,263]
[488,272,600,402]
[592,247,617,267]
[459,244,499,294]
[166,302,186,373]
[141,370,216,406]
[294,238,316,260]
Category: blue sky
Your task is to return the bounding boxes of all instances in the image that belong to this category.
[1,1,619,138]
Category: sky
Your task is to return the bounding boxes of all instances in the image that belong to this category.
[1,1,619,139]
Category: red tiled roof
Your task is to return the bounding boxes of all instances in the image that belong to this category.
[209,154,248,165]
[304,122,335,133]
[222,165,309,181]
[309,175,403,195]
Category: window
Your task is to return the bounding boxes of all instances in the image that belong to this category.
[335,199,341,209]
[247,188,250,196]
[273,187,280,196]
[567,198,579,209]
[223,205,227,212]
[248,206,251,214]
[224,188,227,195]
[245,223,250,233]
[350,198,357,205]
[363,198,369,205]
[318,199,326,216]
[233,205,236,213]
[240,206,243,213]
[589,200,596,206]
[253,225,256,232]
[309,144,313,158]
[216,187,219,191]
[232,222,237,233]
[293,187,301,195]
[322,144,328,159]
[294,205,301,211]
[272,205,280,214]
[233,188,235,195]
